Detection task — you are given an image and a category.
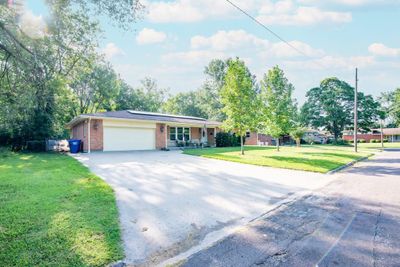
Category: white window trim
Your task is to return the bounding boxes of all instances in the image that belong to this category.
[170,126,191,142]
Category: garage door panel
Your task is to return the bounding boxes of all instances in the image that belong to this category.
[104,127,155,151]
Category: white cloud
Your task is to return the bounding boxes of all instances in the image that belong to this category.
[298,0,400,6]
[19,9,47,39]
[189,30,323,58]
[145,0,352,26]
[269,40,324,58]
[145,0,204,23]
[145,0,263,23]
[368,43,400,57]
[162,50,225,66]
[257,5,351,26]
[283,55,375,71]
[191,30,268,51]
[136,28,167,45]
[102,43,125,59]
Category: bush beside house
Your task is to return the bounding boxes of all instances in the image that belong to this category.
[216,132,241,147]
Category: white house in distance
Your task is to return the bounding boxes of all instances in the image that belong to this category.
[302,129,331,144]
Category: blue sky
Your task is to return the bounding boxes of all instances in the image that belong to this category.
[26,0,400,102]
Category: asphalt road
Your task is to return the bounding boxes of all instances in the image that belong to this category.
[181,149,400,267]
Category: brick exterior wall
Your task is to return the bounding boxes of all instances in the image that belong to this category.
[71,119,103,152]
[89,119,103,151]
[343,134,382,143]
[156,123,167,149]
[245,132,258,145]
[191,127,201,140]
[245,132,273,145]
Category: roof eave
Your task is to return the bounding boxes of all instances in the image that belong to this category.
[66,114,222,128]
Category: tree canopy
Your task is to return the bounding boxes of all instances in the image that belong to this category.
[0,0,143,148]
[259,66,296,150]
[220,58,258,155]
[300,77,381,140]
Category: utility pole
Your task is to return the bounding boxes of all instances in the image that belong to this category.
[380,119,384,150]
[354,68,358,152]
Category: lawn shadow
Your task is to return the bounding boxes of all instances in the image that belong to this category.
[301,152,363,160]
[267,155,342,172]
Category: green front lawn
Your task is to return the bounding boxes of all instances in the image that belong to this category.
[0,151,123,266]
[357,142,400,150]
[183,145,373,173]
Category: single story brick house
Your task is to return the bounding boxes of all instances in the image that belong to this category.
[342,128,400,143]
[66,110,222,152]
[244,132,274,146]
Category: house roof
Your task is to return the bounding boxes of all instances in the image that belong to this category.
[66,110,222,128]
[373,127,400,135]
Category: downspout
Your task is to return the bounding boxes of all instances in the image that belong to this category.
[165,125,168,149]
[88,118,91,153]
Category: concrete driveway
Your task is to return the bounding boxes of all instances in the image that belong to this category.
[73,151,334,265]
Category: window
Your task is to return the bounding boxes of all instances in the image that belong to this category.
[184,128,190,141]
[170,127,176,141]
[246,131,251,138]
[170,127,191,141]
[177,127,183,141]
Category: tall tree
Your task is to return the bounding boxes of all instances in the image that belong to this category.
[115,77,168,112]
[197,59,232,121]
[357,94,381,132]
[381,88,400,127]
[300,78,354,140]
[259,66,296,151]
[300,77,381,140]
[0,0,143,147]
[220,58,258,155]
[163,91,208,118]
[394,88,400,126]
[70,62,121,115]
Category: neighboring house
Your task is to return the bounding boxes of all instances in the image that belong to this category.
[66,110,221,152]
[245,132,274,146]
[342,128,400,143]
[303,130,330,144]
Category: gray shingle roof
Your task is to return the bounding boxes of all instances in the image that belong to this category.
[373,128,400,135]
[70,110,222,126]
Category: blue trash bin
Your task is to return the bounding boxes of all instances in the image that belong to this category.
[68,139,81,153]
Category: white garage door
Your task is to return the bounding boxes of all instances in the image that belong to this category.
[103,126,156,151]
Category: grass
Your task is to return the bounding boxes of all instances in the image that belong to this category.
[357,142,400,150]
[183,145,374,173]
[0,151,123,266]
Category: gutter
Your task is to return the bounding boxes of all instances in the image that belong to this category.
[66,115,222,129]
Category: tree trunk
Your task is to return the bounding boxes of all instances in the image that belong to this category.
[240,135,244,155]
[276,138,280,152]
[296,138,300,147]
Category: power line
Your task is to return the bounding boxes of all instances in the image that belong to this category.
[224,0,324,66]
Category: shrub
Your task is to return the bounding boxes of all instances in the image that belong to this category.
[26,140,46,152]
[216,132,241,147]
[357,139,366,143]
[370,139,381,143]
[330,139,349,146]
[383,138,389,143]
